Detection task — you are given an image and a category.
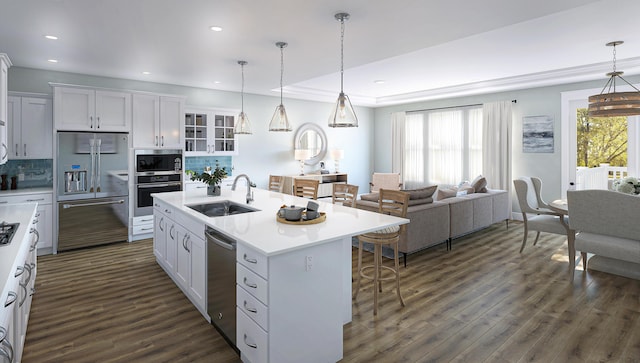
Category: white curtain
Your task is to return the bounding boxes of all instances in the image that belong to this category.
[391,111,405,180]
[428,110,463,185]
[404,113,424,188]
[482,101,512,191]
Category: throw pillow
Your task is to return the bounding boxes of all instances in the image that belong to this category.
[408,197,433,206]
[401,185,438,200]
[458,182,475,194]
[360,193,379,202]
[471,175,488,193]
[436,188,457,200]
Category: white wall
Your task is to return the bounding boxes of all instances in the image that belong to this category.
[8,67,375,194]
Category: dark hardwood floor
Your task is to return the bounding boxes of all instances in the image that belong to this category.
[23,221,640,362]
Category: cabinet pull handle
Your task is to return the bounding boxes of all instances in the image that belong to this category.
[169,225,175,240]
[0,201,6,204]
[97,116,100,129]
[0,335,14,363]
[140,227,153,231]
[15,143,19,157]
[30,287,36,297]
[155,135,159,146]
[90,116,94,128]
[24,143,27,156]
[30,228,40,251]
[243,254,258,264]
[243,277,257,289]
[14,266,24,278]
[27,198,45,202]
[19,282,28,307]
[159,217,165,232]
[4,291,17,307]
[1,143,7,163]
[164,208,171,214]
[243,334,258,349]
[161,135,164,147]
[243,300,257,313]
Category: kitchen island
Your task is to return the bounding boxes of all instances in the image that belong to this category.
[0,203,38,362]
[153,187,408,363]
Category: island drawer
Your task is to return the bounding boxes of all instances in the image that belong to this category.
[237,307,268,363]
[237,263,268,305]
[237,243,267,278]
[237,285,268,331]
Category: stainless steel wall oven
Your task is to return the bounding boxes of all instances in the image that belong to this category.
[134,149,183,217]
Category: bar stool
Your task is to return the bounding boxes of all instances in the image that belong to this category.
[332,183,359,207]
[353,189,409,315]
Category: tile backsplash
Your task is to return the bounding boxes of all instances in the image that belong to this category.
[0,159,53,189]
[185,156,233,176]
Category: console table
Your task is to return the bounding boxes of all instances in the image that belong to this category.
[279,173,348,198]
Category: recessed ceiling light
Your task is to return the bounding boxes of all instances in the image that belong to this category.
[374,80,385,84]
[47,59,58,63]
[44,35,58,40]
[142,71,151,75]
[214,81,221,84]
[209,26,223,32]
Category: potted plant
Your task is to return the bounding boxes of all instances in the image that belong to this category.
[186,163,228,196]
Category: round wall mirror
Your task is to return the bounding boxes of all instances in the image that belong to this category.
[294,123,327,166]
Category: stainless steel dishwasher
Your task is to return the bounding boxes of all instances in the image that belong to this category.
[206,226,238,348]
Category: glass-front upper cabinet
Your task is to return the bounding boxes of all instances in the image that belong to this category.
[184,108,238,156]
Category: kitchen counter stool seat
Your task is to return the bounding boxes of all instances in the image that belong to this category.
[353,189,408,315]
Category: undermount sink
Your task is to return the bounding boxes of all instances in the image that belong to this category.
[187,200,259,217]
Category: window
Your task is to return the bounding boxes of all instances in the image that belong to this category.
[404,106,482,187]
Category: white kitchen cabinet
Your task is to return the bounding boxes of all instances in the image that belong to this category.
[184,108,238,156]
[0,192,53,255]
[0,54,11,165]
[7,95,53,159]
[235,240,343,363]
[53,85,131,132]
[0,204,37,363]
[152,210,167,263]
[175,222,206,310]
[153,200,176,272]
[131,214,154,242]
[153,200,206,315]
[132,93,184,149]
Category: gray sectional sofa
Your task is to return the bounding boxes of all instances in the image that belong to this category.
[355,187,509,264]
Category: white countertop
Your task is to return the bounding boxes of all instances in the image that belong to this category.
[153,188,409,256]
[0,203,37,320]
[0,187,53,197]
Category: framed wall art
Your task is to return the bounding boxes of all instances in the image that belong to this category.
[523,115,554,153]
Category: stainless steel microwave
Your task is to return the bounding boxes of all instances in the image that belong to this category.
[134,149,183,175]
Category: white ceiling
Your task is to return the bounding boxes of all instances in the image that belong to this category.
[1,0,640,107]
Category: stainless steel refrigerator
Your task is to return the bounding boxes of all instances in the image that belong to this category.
[57,132,129,251]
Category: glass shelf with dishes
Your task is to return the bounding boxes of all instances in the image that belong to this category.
[184,108,238,156]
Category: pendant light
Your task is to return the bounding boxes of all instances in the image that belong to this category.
[234,60,252,135]
[588,41,640,118]
[328,12,358,128]
[268,42,292,132]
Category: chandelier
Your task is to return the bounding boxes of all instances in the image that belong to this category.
[588,41,640,118]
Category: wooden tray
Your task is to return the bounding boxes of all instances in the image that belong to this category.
[276,212,326,225]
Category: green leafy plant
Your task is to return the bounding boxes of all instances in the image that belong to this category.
[186,163,228,186]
